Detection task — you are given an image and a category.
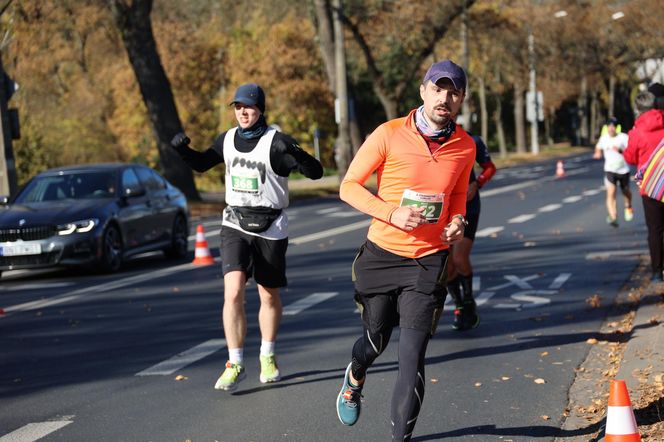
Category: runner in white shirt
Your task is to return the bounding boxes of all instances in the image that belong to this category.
[593,117,633,227]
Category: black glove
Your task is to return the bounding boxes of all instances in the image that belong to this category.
[170,132,190,149]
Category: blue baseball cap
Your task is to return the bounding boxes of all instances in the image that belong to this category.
[422,60,467,91]
[230,83,265,113]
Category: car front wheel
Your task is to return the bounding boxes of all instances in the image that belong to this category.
[99,224,123,272]
[165,214,188,259]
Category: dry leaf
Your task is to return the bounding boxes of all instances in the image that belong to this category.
[501,376,511,381]
[586,338,598,345]
[474,382,482,387]
[430,378,439,384]
[175,375,188,381]
[534,378,546,384]
[540,351,549,357]
[541,415,550,420]
[586,294,601,308]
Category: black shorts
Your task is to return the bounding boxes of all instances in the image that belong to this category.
[352,240,448,335]
[605,172,630,191]
[221,226,288,288]
[464,211,480,241]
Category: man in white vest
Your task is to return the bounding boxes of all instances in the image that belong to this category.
[171,83,323,391]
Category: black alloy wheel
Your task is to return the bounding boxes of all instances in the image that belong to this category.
[99,224,123,272]
[165,214,188,259]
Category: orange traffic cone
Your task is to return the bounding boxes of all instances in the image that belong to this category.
[555,160,566,178]
[604,380,641,442]
[192,224,215,266]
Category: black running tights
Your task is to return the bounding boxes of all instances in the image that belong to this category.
[391,328,429,442]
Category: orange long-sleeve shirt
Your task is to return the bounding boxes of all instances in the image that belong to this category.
[340,109,475,258]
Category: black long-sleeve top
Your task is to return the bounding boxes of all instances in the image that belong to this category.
[173,130,324,180]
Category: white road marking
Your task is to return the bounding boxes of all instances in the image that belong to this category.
[549,273,571,289]
[486,274,540,291]
[0,282,75,292]
[538,204,562,213]
[283,292,339,315]
[0,419,74,442]
[562,195,583,203]
[136,339,226,376]
[582,189,602,196]
[316,207,339,214]
[289,220,370,245]
[2,260,218,316]
[585,249,645,260]
[474,291,495,306]
[475,226,504,237]
[508,214,536,224]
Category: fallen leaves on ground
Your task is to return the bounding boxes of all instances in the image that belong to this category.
[586,294,601,308]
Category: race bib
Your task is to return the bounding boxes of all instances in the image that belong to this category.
[400,189,444,223]
[230,171,260,194]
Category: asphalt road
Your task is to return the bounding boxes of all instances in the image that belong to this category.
[0,153,648,441]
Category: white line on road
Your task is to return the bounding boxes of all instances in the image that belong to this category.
[136,339,227,376]
[508,214,536,224]
[3,260,217,315]
[549,273,571,289]
[475,226,504,238]
[562,195,583,203]
[289,220,370,245]
[0,419,73,442]
[585,249,645,260]
[538,204,562,213]
[283,292,339,315]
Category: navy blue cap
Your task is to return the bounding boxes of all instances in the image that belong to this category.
[230,83,265,113]
[423,60,467,91]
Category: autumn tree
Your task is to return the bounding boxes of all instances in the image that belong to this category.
[110,0,199,200]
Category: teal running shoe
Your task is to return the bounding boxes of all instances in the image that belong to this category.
[336,362,363,426]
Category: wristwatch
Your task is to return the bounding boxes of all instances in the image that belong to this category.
[452,214,468,227]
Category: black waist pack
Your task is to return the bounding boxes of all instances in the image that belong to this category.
[232,206,282,233]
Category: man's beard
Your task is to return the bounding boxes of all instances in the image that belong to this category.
[427,107,455,128]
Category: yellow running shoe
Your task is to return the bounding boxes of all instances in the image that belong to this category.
[214,361,245,391]
[259,354,281,383]
[624,207,634,222]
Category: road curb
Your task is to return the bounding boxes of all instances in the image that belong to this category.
[555,256,663,441]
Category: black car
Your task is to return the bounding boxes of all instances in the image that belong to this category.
[0,163,189,276]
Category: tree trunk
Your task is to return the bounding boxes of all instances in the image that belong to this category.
[493,96,507,158]
[590,90,599,144]
[578,76,588,146]
[312,0,362,156]
[110,0,199,200]
[514,82,526,154]
[478,76,488,142]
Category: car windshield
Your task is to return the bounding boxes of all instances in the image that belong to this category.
[15,171,118,203]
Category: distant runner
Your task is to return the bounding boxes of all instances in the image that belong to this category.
[593,117,632,227]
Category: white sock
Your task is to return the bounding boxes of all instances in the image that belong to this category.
[228,348,243,365]
[260,340,275,356]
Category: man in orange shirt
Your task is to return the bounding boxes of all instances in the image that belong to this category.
[335,60,475,441]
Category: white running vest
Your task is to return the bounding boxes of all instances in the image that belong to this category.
[222,127,289,239]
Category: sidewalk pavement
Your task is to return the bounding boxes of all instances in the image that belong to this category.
[557,260,663,441]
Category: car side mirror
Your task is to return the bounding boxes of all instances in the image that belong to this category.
[124,187,146,198]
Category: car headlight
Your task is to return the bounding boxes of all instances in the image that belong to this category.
[57,219,99,235]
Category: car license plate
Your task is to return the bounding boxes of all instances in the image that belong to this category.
[0,243,42,256]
